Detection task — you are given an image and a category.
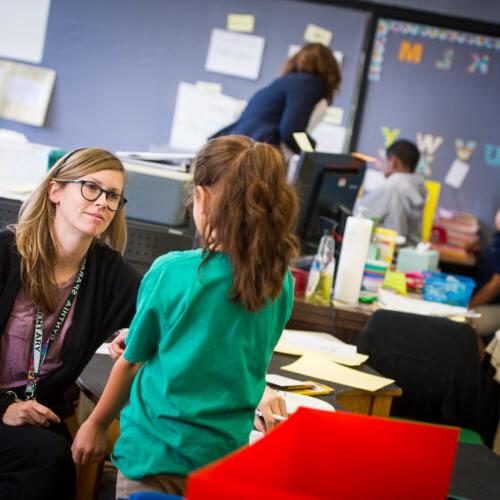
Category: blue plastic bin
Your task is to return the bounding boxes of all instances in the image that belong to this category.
[423,272,476,307]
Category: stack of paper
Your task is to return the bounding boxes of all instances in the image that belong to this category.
[275,329,368,367]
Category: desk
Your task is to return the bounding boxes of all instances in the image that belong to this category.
[78,355,500,500]
[79,352,402,419]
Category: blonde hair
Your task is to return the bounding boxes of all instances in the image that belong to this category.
[192,136,299,312]
[12,147,127,311]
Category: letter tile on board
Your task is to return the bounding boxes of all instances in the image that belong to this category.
[382,126,400,147]
[398,40,423,64]
[484,144,500,167]
[467,53,490,74]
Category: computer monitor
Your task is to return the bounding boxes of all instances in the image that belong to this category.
[293,152,366,253]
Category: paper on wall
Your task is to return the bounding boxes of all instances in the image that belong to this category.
[0,60,56,126]
[310,122,346,153]
[227,14,255,33]
[0,0,51,63]
[281,353,394,392]
[0,142,52,198]
[288,44,343,67]
[205,29,265,80]
[195,81,222,93]
[444,159,470,189]
[303,24,333,47]
[323,106,344,125]
[169,81,246,152]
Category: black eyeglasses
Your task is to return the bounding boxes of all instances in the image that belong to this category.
[57,180,127,211]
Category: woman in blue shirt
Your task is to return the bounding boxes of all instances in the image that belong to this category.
[212,43,341,156]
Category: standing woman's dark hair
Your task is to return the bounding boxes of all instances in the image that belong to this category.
[282,43,342,103]
[192,135,300,311]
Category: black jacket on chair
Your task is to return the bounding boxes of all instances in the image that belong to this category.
[357,309,481,431]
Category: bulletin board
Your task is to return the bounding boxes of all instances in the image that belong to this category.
[355,18,500,230]
[0,0,369,154]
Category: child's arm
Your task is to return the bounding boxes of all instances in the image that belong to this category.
[71,355,140,465]
[469,273,500,308]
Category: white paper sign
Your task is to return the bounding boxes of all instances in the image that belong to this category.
[444,159,470,189]
[169,82,246,152]
[0,60,56,126]
[310,122,346,153]
[205,29,265,80]
[0,0,51,63]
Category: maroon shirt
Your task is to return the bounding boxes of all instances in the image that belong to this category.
[0,275,76,389]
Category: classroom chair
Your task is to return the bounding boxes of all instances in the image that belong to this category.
[357,309,481,430]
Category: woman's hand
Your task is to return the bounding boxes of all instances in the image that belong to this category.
[2,400,61,427]
[254,386,288,433]
[71,419,108,465]
[108,329,128,360]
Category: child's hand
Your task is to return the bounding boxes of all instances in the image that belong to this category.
[71,419,108,465]
[254,386,288,433]
[108,329,129,360]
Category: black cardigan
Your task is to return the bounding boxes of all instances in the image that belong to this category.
[0,230,141,418]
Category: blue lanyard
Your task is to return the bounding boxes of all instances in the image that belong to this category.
[25,257,86,400]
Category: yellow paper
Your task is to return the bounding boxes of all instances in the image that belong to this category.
[281,353,394,392]
[292,132,314,152]
[274,341,368,367]
[323,106,344,125]
[303,24,332,46]
[383,271,407,295]
[227,14,255,33]
[195,81,222,93]
[422,180,441,241]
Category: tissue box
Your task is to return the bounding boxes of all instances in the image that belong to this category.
[396,247,439,273]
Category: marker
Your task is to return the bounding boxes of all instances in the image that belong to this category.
[255,409,287,422]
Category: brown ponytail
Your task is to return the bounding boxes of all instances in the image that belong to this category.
[192,136,299,312]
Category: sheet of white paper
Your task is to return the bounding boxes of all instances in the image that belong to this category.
[288,44,343,67]
[0,60,56,126]
[0,143,52,197]
[95,343,111,355]
[310,122,346,153]
[378,289,468,317]
[205,29,265,80]
[281,329,357,358]
[444,159,470,189]
[266,373,311,388]
[0,0,51,63]
[362,168,386,192]
[169,82,245,152]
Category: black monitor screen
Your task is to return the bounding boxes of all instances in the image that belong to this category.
[293,152,366,252]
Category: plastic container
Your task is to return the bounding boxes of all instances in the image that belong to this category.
[423,272,476,307]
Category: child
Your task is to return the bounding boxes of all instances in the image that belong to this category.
[470,208,500,338]
[71,136,300,497]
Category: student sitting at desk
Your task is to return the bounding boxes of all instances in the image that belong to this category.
[71,136,299,497]
[0,148,142,500]
[211,43,341,159]
[470,208,500,338]
[354,139,427,245]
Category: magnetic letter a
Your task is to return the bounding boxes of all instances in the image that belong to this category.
[398,41,423,64]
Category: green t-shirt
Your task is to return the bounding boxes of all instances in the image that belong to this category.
[112,249,294,479]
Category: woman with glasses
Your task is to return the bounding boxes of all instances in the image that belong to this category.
[0,148,141,500]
